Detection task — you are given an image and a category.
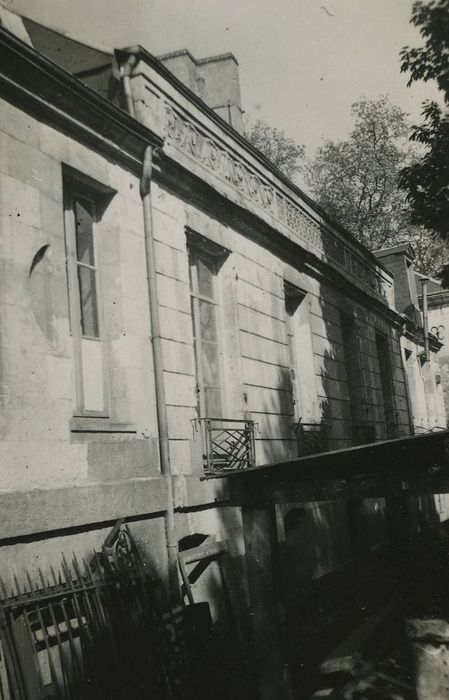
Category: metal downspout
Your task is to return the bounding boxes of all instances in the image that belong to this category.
[120,54,179,601]
[119,55,137,118]
[141,147,179,603]
[421,276,430,362]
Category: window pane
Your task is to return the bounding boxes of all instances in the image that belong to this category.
[80,337,104,411]
[199,299,217,341]
[75,198,95,266]
[205,387,222,418]
[196,256,215,299]
[201,341,220,385]
[78,266,99,338]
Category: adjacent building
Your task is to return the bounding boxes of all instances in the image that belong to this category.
[375,244,446,432]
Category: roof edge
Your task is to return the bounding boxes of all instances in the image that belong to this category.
[0,25,162,164]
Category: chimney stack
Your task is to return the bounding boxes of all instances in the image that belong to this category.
[159,49,244,133]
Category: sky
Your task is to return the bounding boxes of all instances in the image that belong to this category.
[2,0,438,156]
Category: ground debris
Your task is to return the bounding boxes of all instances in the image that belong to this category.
[311,633,416,699]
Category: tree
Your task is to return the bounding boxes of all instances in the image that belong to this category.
[407,228,448,278]
[245,118,305,180]
[399,0,449,241]
[305,96,449,275]
[306,97,414,250]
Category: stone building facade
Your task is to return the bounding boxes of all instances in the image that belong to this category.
[416,272,449,426]
[375,244,446,432]
[0,11,448,697]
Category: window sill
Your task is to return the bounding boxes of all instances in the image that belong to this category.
[70,416,137,433]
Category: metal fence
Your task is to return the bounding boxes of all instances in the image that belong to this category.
[0,545,183,699]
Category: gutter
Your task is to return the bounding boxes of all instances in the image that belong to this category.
[421,277,431,362]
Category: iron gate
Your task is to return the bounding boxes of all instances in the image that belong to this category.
[0,547,183,699]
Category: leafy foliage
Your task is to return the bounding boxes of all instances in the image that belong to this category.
[408,227,449,278]
[400,0,449,239]
[245,119,305,180]
[306,96,449,276]
[306,97,413,250]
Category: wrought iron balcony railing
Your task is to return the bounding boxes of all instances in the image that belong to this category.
[201,418,256,473]
[295,420,329,457]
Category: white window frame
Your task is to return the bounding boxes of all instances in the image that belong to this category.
[187,231,229,420]
[284,283,319,423]
[64,180,110,418]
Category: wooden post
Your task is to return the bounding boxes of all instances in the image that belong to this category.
[242,505,291,700]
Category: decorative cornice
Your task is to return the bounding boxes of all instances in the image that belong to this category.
[164,103,392,302]
[157,152,404,328]
[117,47,394,268]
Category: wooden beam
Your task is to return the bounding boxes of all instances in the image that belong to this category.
[226,430,449,506]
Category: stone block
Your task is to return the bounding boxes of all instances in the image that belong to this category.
[254,413,294,440]
[159,306,192,343]
[324,397,352,421]
[245,385,294,416]
[255,437,288,465]
[38,121,69,162]
[160,338,195,375]
[152,183,186,222]
[0,439,88,491]
[87,437,158,481]
[312,332,344,362]
[153,208,186,251]
[154,239,189,283]
[46,355,72,400]
[310,312,342,345]
[242,357,290,390]
[239,330,289,366]
[316,374,349,402]
[230,231,280,274]
[118,366,158,433]
[0,174,41,229]
[164,371,196,408]
[237,279,285,320]
[169,438,192,475]
[0,476,167,538]
[310,294,341,325]
[118,229,146,271]
[66,140,110,188]
[236,255,283,298]
[156,273,190,313]
[167,405,196,439]
[238,305,286,344]
[121,293,151,334]
[0,99,39,146]
[110,332,149,371]
[110,193,143,239]
[0,131,7,175]
[315,354,347,383]
[7,136,61,200]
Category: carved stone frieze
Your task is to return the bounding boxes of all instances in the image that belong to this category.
[164,103,390,300]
